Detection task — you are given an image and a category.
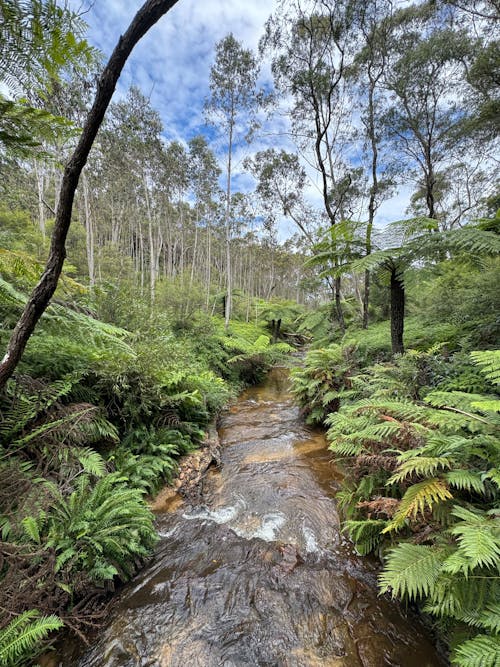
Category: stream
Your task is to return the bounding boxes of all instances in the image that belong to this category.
[59,367,445,667]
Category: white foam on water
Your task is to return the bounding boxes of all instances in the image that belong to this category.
[234,511,287,542]
[182,495,248,526]
[302,524,320,554]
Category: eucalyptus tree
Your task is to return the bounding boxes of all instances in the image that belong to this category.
[205,34,262,328]
[381,5,478,227]
[246,148,314,244]
[187,136,222,307]
[262,0,360,331]
[348,0,394,328]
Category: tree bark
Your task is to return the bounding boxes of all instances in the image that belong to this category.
[0,0,180,392]
[390,266,405,356]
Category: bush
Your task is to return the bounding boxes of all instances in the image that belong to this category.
[291,344,358,424]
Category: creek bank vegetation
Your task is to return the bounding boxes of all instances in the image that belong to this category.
[292,265,500,666]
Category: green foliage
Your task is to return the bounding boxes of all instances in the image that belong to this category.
[291,344,357,424]
[379,544,447,600]
[342,316,461,363]
[0,609,63,667]
[343,518,387,555]
[112,426,197,495]
[44,474,158,584]
[326,348,500,665]
[453,635,500,667]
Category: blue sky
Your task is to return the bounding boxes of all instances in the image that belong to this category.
[69,0,407,237]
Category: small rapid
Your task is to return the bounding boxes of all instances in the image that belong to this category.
[59,367,444,667]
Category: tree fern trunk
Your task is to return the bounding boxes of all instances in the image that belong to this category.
[390,267,405,355]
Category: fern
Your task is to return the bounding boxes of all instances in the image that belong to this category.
[448,507,500,571]
[0,610,63,667]
[45,473,158,583]
[470,350,500,386]
[383,478,453,532]
[445,470,486,494]
[379,543,447,600]
[452,634,500,667]
[76,447,107,477]
[344,519,387,555]
[389,456,452,483]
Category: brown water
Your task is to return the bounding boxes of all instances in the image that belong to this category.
[59,368,445,667]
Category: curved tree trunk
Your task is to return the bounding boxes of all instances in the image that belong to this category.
[390,266,405,356]
[0,0,180,392]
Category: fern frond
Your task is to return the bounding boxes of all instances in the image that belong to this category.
[379,544,446,600]
[344,518,386,555]
[383,478,453,532]
[0,610,63,665]
[389,456,452,484]
[445,470,486,494]
[452,634,500,667]
[77,447,106,477]
[449,507,500,571]
[470,350,500,386]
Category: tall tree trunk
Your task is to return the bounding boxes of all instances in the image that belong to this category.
[224,119,234,329]
[390,266,405,356]
[206,220,211,309]
[82,171,95,287]
[34,161,46,239]
[0,0,180,392]
[363,81,377,329]
[335,275,346,333]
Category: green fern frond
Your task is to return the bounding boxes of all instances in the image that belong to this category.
[0,610,63,666]
[77,447,107,477]
[449,507,500,571]
[452,634,500,667]
[389,456,452,484]
[379,543,446,600]
[383,478,453,532]
[445,470,486,494]
[470,350,500,387]
[344,518,386,555]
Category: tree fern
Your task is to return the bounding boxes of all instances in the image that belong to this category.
[0,610,63,667]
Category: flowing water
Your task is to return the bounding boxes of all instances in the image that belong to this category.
[59,367,445,667]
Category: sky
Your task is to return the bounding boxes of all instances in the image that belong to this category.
[69,0,407,238]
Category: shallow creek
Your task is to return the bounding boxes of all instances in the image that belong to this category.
[59,367,445,667]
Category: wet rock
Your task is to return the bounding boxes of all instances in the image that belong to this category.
[277,543,305,573]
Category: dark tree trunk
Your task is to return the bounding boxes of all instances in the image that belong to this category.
[335,276,346,334]
[390,267,405,356]
[0,0,179,392]
[272,318,281,343]
[362,269,370,329]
